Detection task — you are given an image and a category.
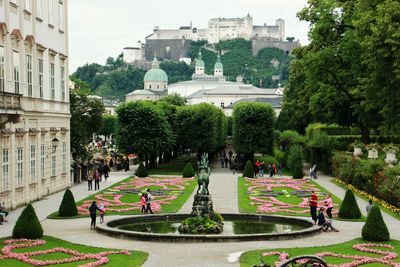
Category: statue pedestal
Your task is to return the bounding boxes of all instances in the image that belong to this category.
[191,194,214,217]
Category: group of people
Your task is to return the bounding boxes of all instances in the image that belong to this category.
[0,203,9,225]
[140,188,153,215]
[87,163,111,191]
[255,161,283,178]
[309,191,339,232]
[219,150,239,174]
[89,201,106,230]
[310,164,318,179]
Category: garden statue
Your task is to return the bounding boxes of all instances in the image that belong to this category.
[197,153,210,195]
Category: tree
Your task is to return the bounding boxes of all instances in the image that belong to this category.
[362,206,390,241]
[99,114,117,141]
[13,204,43,239]
[160,61,194,84]
[338,190,362,219]
[70,87,105,162]
[58,189,78,217]
[72,63,102,87]
[287,144,304,179]
[159,93,186,106]
[232,102,276,162]
[115,101,174,167]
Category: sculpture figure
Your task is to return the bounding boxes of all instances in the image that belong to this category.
[197,153,210,195]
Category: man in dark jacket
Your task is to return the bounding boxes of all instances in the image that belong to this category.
[89,201,101,230]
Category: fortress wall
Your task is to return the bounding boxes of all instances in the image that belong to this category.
[145,39,193,61]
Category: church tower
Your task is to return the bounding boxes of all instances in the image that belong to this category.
[214,54,223,77]
[195,50,205,75]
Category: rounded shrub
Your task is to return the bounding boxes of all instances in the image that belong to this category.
[243,160,255,178]
[287,144,304,179]
[13,204,43,239]
[338,190,362,219]
[362,205,390,241]
[58,189,78,217]
[182,162,195,178]
[135,162,148,178]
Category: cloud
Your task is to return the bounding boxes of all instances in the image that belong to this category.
[68,0,309,72]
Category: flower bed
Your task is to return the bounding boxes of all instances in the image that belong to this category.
[240,239,400,267]
[240,177,340,216]
[0,239,131,267]
[77,177,195,215]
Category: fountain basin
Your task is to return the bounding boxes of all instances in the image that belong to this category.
[96,213,322,242]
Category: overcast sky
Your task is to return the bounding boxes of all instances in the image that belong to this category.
[68,0,310,72]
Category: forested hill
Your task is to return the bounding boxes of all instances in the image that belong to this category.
[72,39,292,101]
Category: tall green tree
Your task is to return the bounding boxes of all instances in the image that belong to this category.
[99,114,117,141]
[232,102,276,161]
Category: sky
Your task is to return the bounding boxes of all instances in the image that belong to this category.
[68,0,310,72]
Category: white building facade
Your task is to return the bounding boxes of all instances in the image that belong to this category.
[0,0,70,209]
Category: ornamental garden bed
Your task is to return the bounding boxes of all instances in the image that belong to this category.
[0,236,148,267]
[238,177,342,217]
[48,176,196,219]
[240,238,400,267]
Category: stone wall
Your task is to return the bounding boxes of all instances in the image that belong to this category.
[145,39,193,61]
[252,38,300,56]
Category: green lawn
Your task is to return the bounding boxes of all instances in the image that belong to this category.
[48,176,197,219]
[0,236,148,266]
[148,157,198,175]
[238,176,344,218]
[240,238,400,267]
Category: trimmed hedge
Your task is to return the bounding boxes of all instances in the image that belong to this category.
[182,162,195,178]
[287,145,304,179]
[58,189,78,217]
[362,206,390,241]
[13,204,43,239]
[135,162,148,178]
[243,160,255,178]
[338,190,362,219]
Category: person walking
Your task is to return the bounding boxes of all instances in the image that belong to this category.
[89,201,101,230]
[124,156,130,171]
[224,156,229,168]
[103,164,110,181]
[99,203,106,224]
[140,193,147,215]
[278,162,283,177]
[219,153,225,168]
[366,199,373,215]
[232,157,237,175]
[309,191,318,224]
[324,194,334,219]
[312,164,318,179]
[0,204,9,224]
[317,207,339,232]
[146,188,154,214]
[94,169,100,191]
[87,170,93,191]
[268,163,274,178]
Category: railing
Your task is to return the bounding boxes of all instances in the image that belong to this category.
[0,91,22,110]
[252,255,327,267]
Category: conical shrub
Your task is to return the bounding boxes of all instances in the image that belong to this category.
[13,204,43,239]
[287,144,304,179]
[362,205,390,241]
[182,162,195,178]
[58,189,78,217]
[338,190,361,219]
[135,162,148,178]
[243,160,255,178]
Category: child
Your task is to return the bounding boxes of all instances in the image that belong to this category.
[140,193,147,215]
[99,203,105,223]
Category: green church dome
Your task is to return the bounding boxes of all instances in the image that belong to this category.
[196,51,205,68]
[144,57,168,82]
[214,54,223,70]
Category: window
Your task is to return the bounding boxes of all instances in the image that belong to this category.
[30,146,36,181]
[25,0,31,12]
[17,147,24,187]
[48,0,54,25]
[27,55,33,96]
[40,144,45,178]
[60,66,65,101]
[38,59,43,98]
[0,46,4,92]
[2,149,9,191]
[51,144,56,176]
[220,102,225,108]
[36,0,42,18]
[50,63,55,100]
[58,0,64,30]
[62,142,66,173]
[13,51,20,94]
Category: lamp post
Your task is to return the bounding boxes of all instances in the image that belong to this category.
[47,137,59,157]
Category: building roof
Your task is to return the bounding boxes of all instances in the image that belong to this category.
[195,51,205,68]
[214,54,223,70]
[143,57,168,82]
[226,97,283,108]
[126,89,155,96]
[187,85,277,98]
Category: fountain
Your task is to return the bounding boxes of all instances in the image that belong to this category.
[96,154,321,242]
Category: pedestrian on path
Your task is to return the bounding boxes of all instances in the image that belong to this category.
[0,203,9,224]
[87,170,93,191]
[99,203,105,224]
[89,201,102,230]
[103,164,110,182]
[317,207,339,232]
[324,194,334,219]
[146,188,153,214]
[140,193,147,215]
[219,153,225,168]
[366,199,373,215]
[278,162,283,176]
[224,156,229,168]
[94,169,100,191]
[309,191,318,224]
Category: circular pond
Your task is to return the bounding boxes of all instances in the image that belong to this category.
[96,213,322,242]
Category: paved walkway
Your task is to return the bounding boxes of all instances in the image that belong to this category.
[1,160,399,267]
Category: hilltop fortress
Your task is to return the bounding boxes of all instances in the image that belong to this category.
[123,14,299,64]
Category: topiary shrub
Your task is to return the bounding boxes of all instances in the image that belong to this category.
[287,144,304,179]
[243,160,255,178]
[338,190,362,219]
[135,162,148,178]
[362,205,390,241]
[13,204,43,239]
[182,162,195,178]
[58,189,78,217]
